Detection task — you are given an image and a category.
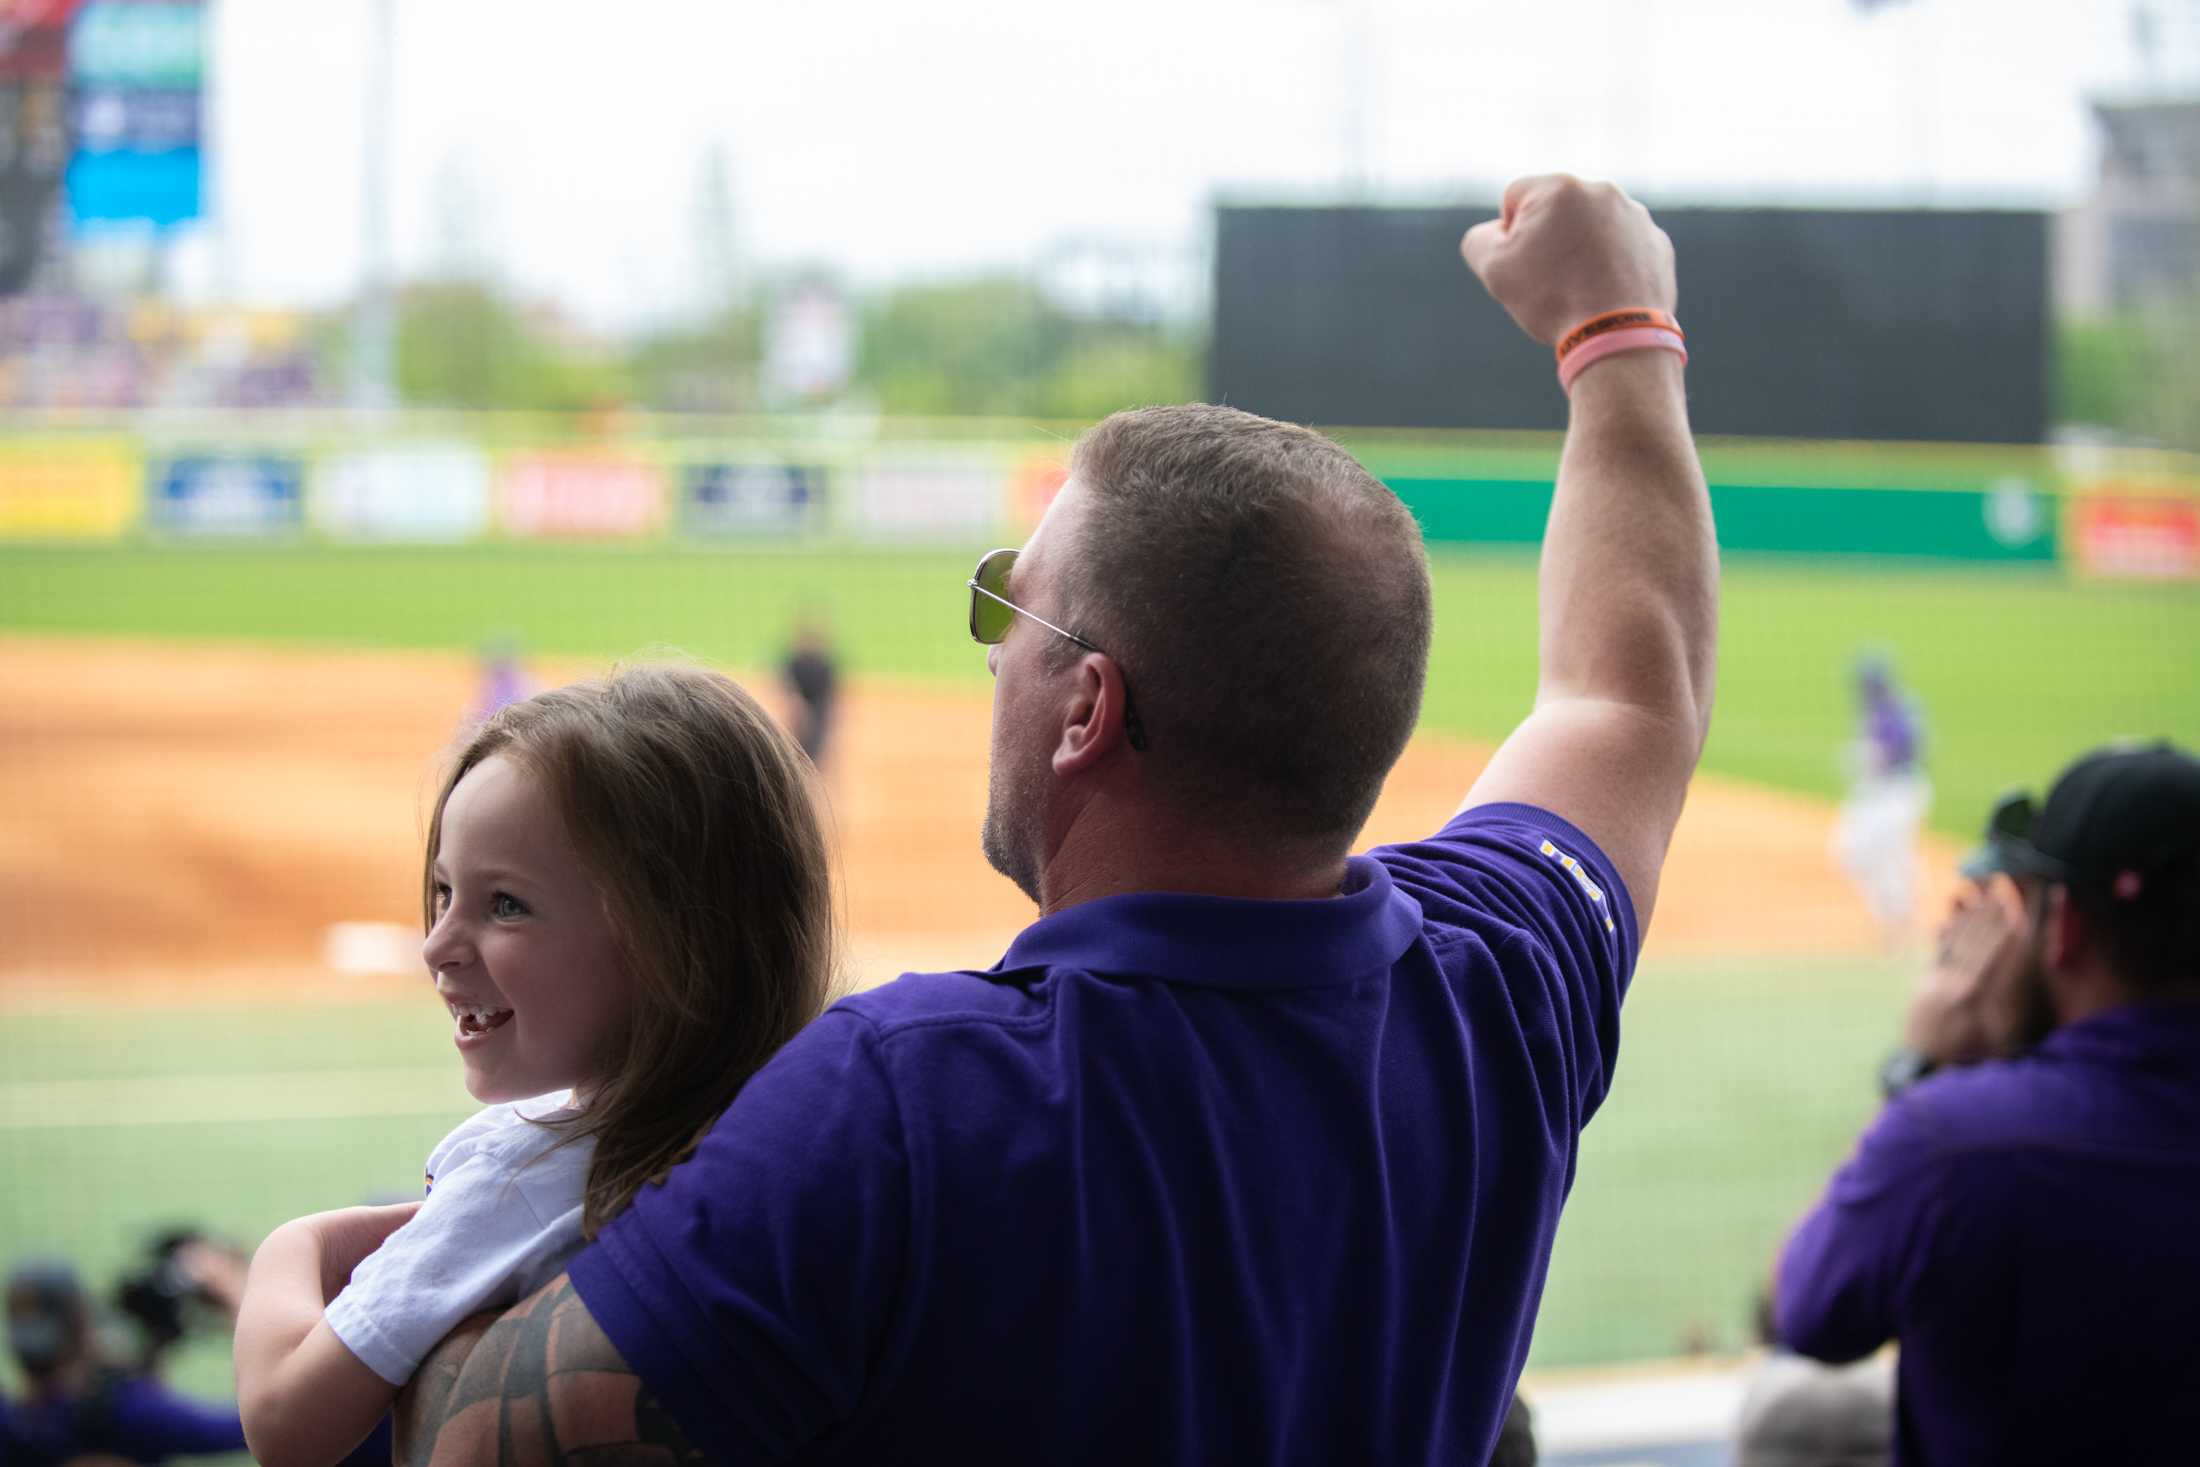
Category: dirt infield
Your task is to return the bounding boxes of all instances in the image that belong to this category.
[0,637,1961,1003]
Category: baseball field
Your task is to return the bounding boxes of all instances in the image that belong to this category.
[3,536,2197,1411]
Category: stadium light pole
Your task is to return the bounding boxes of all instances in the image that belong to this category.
[352,0,395,409]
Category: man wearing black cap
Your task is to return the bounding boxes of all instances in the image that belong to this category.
[1773,741,2200,1464]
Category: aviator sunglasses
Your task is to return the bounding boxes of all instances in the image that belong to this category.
[966,548,1147,751]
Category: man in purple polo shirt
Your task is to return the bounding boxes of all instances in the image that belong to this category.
[376,173,1718,1466]
[1776,742,2200,1464]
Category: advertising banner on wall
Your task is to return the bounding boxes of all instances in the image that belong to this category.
[849,460,1000,539]
[0,432,135,536]
[1006,454,1068,535]
[2069,488,2200,582]
[65,0,203,229]
[312,444,491,541]
[1390,474,2060,561]
[496,452,668,539]
[681,460,819,536]
[148,453,303,534]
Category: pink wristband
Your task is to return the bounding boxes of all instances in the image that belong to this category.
[1557,325,1687,393]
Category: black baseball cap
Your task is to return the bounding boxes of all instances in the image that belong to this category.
[1962,742,2200,901]
[6,1257,83,1304]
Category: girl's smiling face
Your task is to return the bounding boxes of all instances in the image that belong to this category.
[422,753,629,1103]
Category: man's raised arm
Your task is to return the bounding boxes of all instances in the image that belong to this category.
[1459,174,1718,930]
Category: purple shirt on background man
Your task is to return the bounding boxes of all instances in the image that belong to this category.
[0,1377,245,1467]
[569,804,1637,1465]
[0,1381,392,1467]
[1777,1004,2200,1465]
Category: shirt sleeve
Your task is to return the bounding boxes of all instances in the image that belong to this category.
[1775,1093,1944,1363]
[324,1130,588,1385]
[1377,802,1641,1123]
[568,1010,910,1465]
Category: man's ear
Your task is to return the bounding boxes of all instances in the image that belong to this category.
[1053,655,1135,775]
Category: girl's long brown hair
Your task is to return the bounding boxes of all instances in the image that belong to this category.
[423,662,836,1235]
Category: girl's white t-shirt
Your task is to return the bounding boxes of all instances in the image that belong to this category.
[323,1092,595,1386]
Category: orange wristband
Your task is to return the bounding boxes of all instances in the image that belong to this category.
[1554,308,1684,365]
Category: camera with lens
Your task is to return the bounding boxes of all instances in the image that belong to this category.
[111,1229,222,1366]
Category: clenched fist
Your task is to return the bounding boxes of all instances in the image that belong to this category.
[1460,175,1677,346]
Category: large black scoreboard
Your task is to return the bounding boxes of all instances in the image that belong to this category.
[1211,203,2049,443]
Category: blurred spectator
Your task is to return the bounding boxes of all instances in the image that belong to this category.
[1737,1290,1891,1467]
[1489,1391,1536,1467]
[2,1255,246,1467]
[1831,654,1929,948]
[1735,1352,1892,1467]
[0,295,322,411]
[780,613,840,771]
[2,1252,393,1467]
[1776,742,2200,1464]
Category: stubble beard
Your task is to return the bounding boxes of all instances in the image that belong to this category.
[981,726,1048,909]
[1991,902,2062,1055]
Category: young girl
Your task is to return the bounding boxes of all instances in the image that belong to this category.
[233,663,836,1467]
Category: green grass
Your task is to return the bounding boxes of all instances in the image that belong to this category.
[0,1000,465,1415]
[2,542,2195,838]
[2,524,2190,1390]
[0,957,1899,1394]
[1533,955,1905,1365]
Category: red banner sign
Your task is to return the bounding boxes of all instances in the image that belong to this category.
[496,453,668,539]
[2069,489,2200,582]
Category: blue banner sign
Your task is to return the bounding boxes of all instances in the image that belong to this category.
[65,144,195,223]
[683,461,819,535]
[67,0,203,228]
[150,454,303,535]
[68,1,202,88]
[71,86,197,148]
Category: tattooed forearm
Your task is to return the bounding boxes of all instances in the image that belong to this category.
[394,1277,705,1467]
[398,1309,498,1464]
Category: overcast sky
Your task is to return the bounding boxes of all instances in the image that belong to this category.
[174,0,2189,332]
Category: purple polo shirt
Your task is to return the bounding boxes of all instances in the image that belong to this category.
[1777,1004,2200,1465]
[0,1378,247,1466]
[570,803,1637,1464]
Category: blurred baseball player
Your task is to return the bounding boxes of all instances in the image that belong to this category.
[779,614,840,772]
[1833,654,1930,947]
[469,638,531,728]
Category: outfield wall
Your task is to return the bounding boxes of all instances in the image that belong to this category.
[0,413,2194,576]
